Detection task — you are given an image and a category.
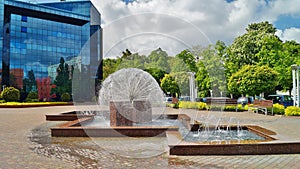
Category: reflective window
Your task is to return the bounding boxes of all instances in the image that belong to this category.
[21,16,27,22]
[21,26,27,33]
[9,13,85,88]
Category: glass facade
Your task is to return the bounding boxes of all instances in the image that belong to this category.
[0,0,102,101]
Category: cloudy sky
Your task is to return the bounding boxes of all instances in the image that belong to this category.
[91,0,300,58]
[29,0,300,57]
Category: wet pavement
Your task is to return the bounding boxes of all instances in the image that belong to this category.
[1,106,300,168]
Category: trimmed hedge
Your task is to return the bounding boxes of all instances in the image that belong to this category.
[285,106,300,116]
[178,101,207,110]
[1,87,20,102]
[209,104,247,111]
[177,101,247,111]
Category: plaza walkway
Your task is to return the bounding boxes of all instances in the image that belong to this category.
[1,106,300,168]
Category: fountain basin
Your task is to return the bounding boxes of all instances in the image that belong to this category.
[166,121,300,155]
[168,129,300,155]
[47,112,300,155]
[50,114,189,137]
[46,111,94,121]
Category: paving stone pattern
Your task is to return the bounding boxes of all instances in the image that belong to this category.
[1,106,300,168]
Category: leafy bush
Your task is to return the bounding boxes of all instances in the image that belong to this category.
[285,106,300,116]
[1,87,20,102]
[177,102,248,111]
[198,102,207,110]
[224,105,237,111]
[272,103,285,115]
[25,92,38,102]
[178,101,207,110]
[61,92,71,102]
[0,100,6,103]
[239,104,249,111]
[167,103,179,109]
[207,104,248,111]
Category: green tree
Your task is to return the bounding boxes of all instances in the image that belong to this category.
[103,58,121,80]
[118,53,146,70]
[255,37,300,93]
[176,49,198,73]
[279,41,300,92]
[144,68,166,85]
[196,61,211,97]
[171,72,190,96]
[53,57,73,97]
[146,48,170,72]
[228,65,278,97]
[122,49,132,59]
[168,56,190,73]
[195,42,227,97]
[160,74,180,96]
[226,21,277,74]
[23,70,37,93]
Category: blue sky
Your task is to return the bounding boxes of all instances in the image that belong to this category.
[275,14,300,30]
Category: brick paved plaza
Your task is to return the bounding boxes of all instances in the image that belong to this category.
[1,106,300,168]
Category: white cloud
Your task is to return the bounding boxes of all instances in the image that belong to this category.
[91,0,300,57]
[276,28,300,42]
[268,0,300,16]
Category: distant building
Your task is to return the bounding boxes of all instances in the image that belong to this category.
[0,0,102,97]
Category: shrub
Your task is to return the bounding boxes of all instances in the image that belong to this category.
[239,104,249,111]
[224,105,238,111]
[61,92,71,102]
[0,100,6,103]
[178,101,207,110]
[26,92,39,100]
[167,103,179,109]
[207,104,247,112]
[285,106,300,116]
[272,103,285,115]
[197,102,207,110]
[1,87,20,102]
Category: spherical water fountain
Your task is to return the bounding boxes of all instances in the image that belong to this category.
[98,68,166,126]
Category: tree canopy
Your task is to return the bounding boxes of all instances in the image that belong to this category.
[195,42,227,97]
[228,65,278,96]
[226,21,278,73]
[100,21,300,98]
[160,74,180,96]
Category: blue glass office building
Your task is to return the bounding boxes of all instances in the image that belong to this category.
[0,0,102,100]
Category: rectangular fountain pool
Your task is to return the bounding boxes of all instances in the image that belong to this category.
[47,112,300,155]
[185,129,266,142]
